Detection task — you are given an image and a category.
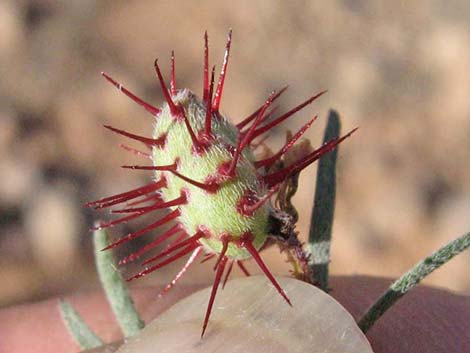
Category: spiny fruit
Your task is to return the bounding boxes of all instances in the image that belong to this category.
[87,30,356,338]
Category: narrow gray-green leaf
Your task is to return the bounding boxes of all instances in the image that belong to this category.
[358,231,470,333]
[307,109,341,291]
[94,226,145,337]
[59,299,103,349]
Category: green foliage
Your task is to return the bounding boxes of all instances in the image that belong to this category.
[307,109,341,291]
[94,226,145,337]
[59,226,145,349]
[358,231,470,333]
[59,300,103,350]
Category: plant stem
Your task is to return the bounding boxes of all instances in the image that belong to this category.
[358,231,470,333]
[307,109,341,291]
[94,226,145,337]
[59,300,103,349]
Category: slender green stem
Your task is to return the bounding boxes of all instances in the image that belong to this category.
[59,300,103,349]
[307,109,341,291]
[358,232,470,333]
[94,226,145,337]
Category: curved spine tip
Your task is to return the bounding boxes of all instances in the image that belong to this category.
[154,59,178,116]
[211,29,232,114]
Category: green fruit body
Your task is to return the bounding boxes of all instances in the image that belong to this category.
[87,31,355,337]
[154,89,268,260]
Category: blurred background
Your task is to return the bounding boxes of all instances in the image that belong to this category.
[0,0,469,307]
